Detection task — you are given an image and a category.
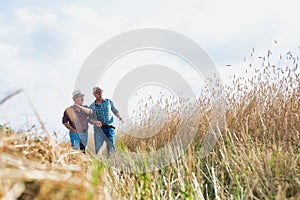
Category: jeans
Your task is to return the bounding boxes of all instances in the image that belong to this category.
[69,131,88,152]
[94,127,115,157]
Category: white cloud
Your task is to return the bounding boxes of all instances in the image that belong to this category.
[0,27,16,38]
[0,42,19,59]
[61,5,129,67]
[0,0,300,135]
[14,8,57,25]
[13,8,57,35]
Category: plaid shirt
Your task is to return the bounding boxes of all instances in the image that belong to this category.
[89,99,119,125]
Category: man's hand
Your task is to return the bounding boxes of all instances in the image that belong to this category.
[119,116,124,123]
[115,112,124,123]
[95,121,102,128]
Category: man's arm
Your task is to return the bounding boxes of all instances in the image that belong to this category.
[110,100,124,122]
[88,104,102,127]
[74,104,93,115]
[63,123,77,133]
[115,112,124,123]
[62,110,77,132]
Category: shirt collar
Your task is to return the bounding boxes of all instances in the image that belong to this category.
[94,99,106,105]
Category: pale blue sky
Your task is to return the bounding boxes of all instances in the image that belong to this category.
[0,0,299,136]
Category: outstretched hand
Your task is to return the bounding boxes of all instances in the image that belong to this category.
[95,121,102,128]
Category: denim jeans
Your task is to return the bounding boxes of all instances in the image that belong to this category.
[94,127,115,157]
[69,131,88,151]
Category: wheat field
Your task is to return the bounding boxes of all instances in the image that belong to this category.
[0,49,299,199]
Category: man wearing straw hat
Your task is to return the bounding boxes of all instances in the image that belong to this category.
[62,90,92,152]
[89,86,123,157]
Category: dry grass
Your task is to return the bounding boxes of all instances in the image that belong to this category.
[0,48,300,199]
[0,127,114,199]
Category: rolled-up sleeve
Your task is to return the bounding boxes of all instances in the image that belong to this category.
[88,104,96,121]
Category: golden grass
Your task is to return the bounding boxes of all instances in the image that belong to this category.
[0,48,300,199]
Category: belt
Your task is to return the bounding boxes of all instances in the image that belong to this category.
[101,124,115,129]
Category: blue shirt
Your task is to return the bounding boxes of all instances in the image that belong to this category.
[89,99,119,125]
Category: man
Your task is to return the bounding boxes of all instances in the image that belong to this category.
[62,90,92,152]
[89,86,123,157]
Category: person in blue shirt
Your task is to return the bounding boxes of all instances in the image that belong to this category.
[89,86,123,157]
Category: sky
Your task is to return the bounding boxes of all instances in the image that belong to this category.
[0,0,299,136]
